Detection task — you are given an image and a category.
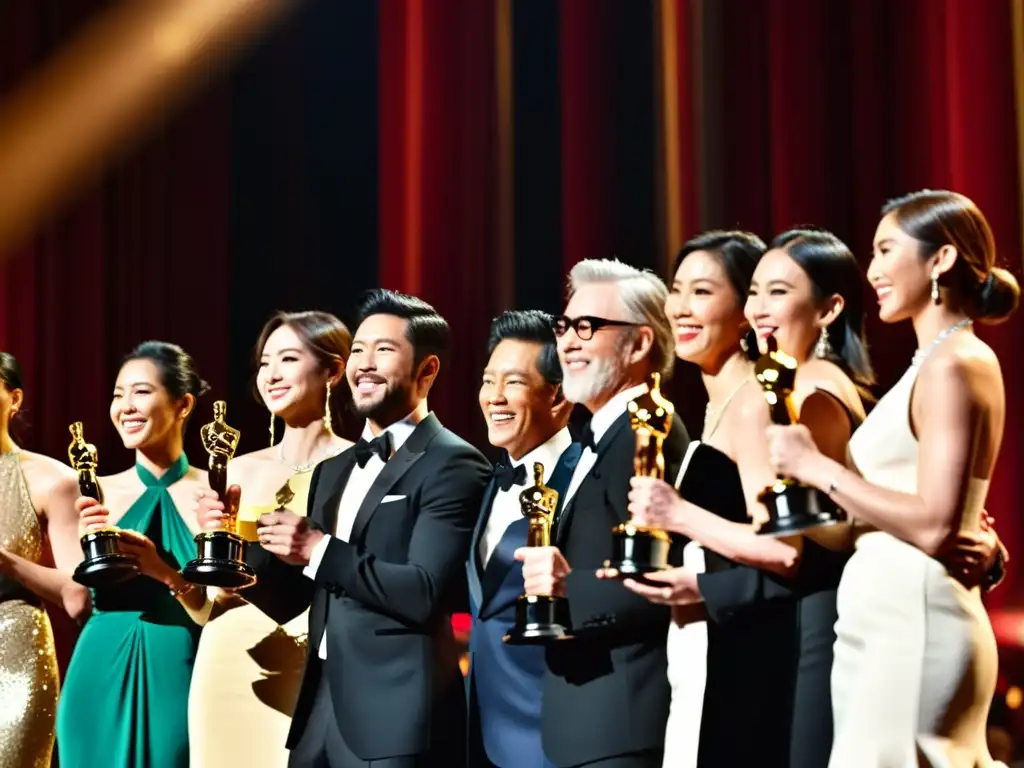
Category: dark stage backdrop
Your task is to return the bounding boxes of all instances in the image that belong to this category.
[2,0,1023,720]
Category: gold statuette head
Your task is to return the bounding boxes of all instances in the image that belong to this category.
[628,372,674,440]
[68,422,99,472]
[754,336,799,425]
[200,401,241,461]
[519,462,560,548]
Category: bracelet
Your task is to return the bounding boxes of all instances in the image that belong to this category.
[168,581,196,600]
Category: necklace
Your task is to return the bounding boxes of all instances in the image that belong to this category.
[277,441,346,473]
[911,318,973,367]
[703,378,749,441]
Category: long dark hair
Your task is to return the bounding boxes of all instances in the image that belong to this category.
[771,228,876,390]
[673,230,766,360]
[882,190,1020,324]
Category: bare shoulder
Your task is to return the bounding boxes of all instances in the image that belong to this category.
[19,450,75,492]
[920,334,1000,391]
[795,359,865,421]
[226,448,275,485]
[734,381,770,425]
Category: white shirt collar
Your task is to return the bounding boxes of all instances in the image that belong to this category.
[360,410,422,453]
[508,427,573,482]
[589,383,649,445]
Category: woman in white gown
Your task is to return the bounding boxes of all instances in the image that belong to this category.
[767,190,1017,768]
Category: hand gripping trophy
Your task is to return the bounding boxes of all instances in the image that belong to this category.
[182,401,257,588]
[605,372,674,577]
[754,336,845,536]
[503,462,571,644]
[70,422,141,587]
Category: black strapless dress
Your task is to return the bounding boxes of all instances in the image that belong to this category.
[679,440,847,767]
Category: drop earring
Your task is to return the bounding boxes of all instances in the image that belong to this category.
[815,326,832,358]
[324,380,334,436]
[268,412,276,448]
[931,270,941,305]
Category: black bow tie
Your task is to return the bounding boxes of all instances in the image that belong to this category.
[491,460,527,492]
[578,421,597,453]
[354,432,392,468]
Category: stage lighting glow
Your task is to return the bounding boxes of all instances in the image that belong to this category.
[1007,686,1022,710]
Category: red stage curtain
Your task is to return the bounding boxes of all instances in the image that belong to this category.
[711,0,1023,608]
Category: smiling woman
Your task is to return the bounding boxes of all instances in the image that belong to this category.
[189,310,353,768]
[55,340,213,768]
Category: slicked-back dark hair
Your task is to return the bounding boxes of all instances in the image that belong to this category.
[486,310,562,387]
[354,289,450,365]
[121,340,209,430]
[0,351,23,391]
[771,228,875,389]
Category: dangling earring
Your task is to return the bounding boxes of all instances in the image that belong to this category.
[739,333,749,354]
[268,412,276,448]
[931,270,941,305]
[324,380,334,436]
[815,326,832,358]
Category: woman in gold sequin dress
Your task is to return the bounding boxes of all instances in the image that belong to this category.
[189,311,352,767]
[0,352,82,768]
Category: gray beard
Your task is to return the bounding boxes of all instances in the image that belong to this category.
[560,353,628,406]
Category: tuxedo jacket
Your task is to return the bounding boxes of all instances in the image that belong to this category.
[467,443,582,768]
[542,411,689,768]
[242,414,490,762]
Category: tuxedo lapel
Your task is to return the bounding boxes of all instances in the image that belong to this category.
[348,414,441,543]
[312,451,357,535]
[555,416,628,547]
[467,477,498,612]
[478,517,528,617]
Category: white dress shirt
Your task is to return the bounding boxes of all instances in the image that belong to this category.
[303,412,420,659]
[478,427,573,568]
[560,383,648,512]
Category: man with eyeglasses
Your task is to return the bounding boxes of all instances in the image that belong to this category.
[515,259,690,768]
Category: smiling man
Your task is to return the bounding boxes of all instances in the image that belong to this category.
[467,310,576,768]
[517,259,690,768]
[218,289,490,768]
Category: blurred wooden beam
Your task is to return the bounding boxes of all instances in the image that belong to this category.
[0,0,298,263]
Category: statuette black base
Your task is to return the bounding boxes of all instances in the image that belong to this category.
[605,524,672,578]
[757,481,846,537]
[182,531,257,588]
[503,595,571,645]
[73,530,140,588]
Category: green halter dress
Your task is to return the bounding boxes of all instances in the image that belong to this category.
[56,455,200,768]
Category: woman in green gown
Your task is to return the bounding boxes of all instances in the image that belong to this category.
[55,341,214,768]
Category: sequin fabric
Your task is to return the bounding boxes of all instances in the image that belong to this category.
[0,452,59,768]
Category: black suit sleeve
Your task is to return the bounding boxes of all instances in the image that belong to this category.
[239,463,321,625]
[563,422,691,636]
[697,566,795,624]
[311,448,489,626]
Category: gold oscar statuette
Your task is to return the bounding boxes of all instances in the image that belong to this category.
[503,462,571,644]
[605,372,675,577]
[755,336,846,536]
[182,401,257,588]
[70,422,141,587]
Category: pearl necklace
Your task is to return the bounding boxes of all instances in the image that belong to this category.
[703,378,749,441]
[277,441,346,473]
[911,318,973,367]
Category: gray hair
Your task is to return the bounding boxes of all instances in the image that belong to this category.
[567,258,674,379]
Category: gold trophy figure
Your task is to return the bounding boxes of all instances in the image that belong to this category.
[503,462,571,644]
[182,401,257,588]
[605,372,674,577]
[70,422,140,587]
[755,336,845,536]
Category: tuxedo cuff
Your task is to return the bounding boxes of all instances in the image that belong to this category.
[304,534,332,580]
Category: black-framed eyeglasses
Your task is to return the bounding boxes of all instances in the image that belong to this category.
[552,315,639,340]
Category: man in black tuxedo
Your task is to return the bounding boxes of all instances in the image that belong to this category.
[200,290,489,768]
[517,259,689,768]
